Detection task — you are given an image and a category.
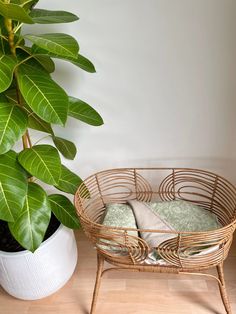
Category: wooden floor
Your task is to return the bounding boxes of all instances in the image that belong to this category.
[1,230,236,314]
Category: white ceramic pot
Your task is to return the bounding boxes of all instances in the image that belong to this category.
[0,224,78,300]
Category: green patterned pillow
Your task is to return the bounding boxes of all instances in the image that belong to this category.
[149,200,220,232]
[98,203,138,254]
[102,203,138,237]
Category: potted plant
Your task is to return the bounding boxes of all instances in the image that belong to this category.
[0,0,103,300]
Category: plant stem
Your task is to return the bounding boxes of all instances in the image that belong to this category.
[4,19,15,55]
[26,130,32,147]
[4,17,32,150]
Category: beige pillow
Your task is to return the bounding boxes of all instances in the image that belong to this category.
[127,200,176,248]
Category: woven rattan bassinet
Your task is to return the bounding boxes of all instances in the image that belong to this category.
[75,168,236,314]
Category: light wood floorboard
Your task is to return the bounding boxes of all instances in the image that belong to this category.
[0,231,235,314]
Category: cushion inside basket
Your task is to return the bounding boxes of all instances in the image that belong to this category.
[101,200,221,264]
[148,200,220,231]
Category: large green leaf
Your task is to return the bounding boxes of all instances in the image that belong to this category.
[55,165,82,194]
[17,64,68,125]
[25,33,79,58]
[0,1,34,24]
[53,136,76,160]
[49,194,80,229]
[0,150,27,222]
[68,97,103,126]
[8,182,51,252]
[30,9,79,24]
[18,145,61,185]
[0,55,17,93]
[0,103,28,154]
[32,45,96,73]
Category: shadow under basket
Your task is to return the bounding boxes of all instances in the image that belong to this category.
[75,167,236,314]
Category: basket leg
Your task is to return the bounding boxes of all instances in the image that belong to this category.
[217,263,232,314]
[90,253,104,314]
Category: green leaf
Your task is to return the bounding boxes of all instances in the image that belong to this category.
[33,55,55,73]
[49,194,80,229]
[0,150,27,222]
[11,0,38,6]
[8,182,51,252]
[24,102,54,134]
[25,33,79,59]
[0,1,34,24]
[30,9,79,24]
[18,46,55,73]
[28,112,54,134]
[4,91,54,136]
[0,93,8,102]
[18,145,61,185]
[32,45,96,73]
[55,165,82,194]
[16,48,50,74]
[0,15,11,56]
[4,89,18,104]
[0,15,8,35]
[0,103,28,154]
[68,97,103,126]
[53,136,76,160]
[71,54,96,73]
[0,18,10,54]
[0,54,17,93]
[17,64,68,125]
[22,0,39,11]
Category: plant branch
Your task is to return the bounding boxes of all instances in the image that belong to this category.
[21,0,34,8]
[4,19,15,55]
[14,53,35,68]
[26,130,32,147]
[34,135,51,146]
[5,17,31,150]
[13,23,23,34]
[0,34,8,41]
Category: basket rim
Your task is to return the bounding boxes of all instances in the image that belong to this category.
[74,167,236,236]
[76,167,236,190]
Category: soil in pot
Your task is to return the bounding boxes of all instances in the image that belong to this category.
[0,214,60,252]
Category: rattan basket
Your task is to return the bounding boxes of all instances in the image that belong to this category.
[75,168,236,314]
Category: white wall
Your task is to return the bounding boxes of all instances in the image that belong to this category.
[26,0,236,183]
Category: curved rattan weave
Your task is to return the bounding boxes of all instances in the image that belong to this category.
[75,168,236,314]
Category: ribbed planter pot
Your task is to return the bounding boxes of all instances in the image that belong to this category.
[0,224,78,300]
